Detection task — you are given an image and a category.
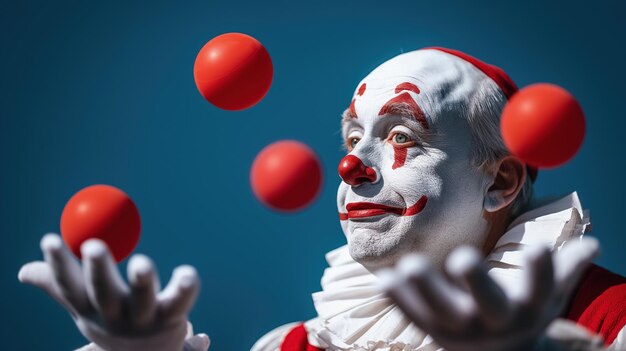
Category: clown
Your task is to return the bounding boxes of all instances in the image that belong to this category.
[18,48,626,351]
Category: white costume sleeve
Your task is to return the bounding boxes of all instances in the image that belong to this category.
[251,322,299,351]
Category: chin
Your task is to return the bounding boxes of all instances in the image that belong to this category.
[347,226,409,270]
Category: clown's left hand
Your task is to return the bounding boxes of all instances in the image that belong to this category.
[379,237,599,351]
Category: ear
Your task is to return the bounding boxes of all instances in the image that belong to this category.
[483,156,527,213]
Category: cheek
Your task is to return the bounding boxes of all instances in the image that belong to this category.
[337,181,349,210]
[436,156,488,202]
[384,151,445,197]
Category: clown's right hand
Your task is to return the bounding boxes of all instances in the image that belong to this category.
[18,233,210,351]
[379,238,600,351]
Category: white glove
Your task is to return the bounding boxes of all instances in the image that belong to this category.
[379,237,599,351]
[18,233,210,351]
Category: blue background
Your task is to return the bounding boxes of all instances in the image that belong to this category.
[2,0,625,349]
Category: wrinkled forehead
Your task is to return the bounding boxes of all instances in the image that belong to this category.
[346,49,490,129]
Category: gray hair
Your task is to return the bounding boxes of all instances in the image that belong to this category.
[465,79,534,218]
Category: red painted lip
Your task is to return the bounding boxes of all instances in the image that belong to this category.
[340,195,428,220]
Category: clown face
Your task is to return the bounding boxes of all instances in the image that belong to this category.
[337,49,501,270]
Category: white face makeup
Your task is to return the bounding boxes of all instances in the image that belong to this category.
[337,50,498,270]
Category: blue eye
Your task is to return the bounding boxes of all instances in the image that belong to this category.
[392,133,409,144]
[349,137,361,149]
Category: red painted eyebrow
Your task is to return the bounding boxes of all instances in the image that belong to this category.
[348,99,358,118]
[395,82,420,94]
[345,82,424,122]
[378,92,429,129]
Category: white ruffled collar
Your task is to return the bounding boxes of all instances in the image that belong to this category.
[305,192,591,351]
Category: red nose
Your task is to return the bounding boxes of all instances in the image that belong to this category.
[338,155,377,185]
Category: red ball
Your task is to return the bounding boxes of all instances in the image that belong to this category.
[61,185,141,263]
[194,33,273,111]
[501,83,585,168]
[251,140,323,211]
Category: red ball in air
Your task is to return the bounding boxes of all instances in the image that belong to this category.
[251,140,323,211]
[501,83,585,168]
[61,185,141,263]
[194,32,273,111]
